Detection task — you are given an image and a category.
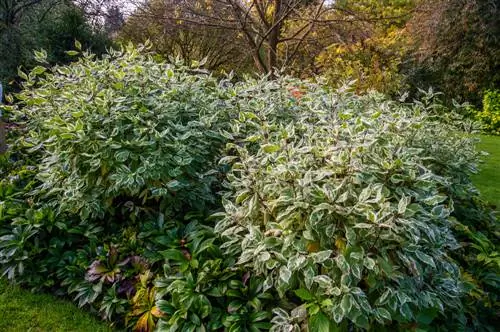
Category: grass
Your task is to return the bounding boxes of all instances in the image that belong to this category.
[0,279,112,332]
[472,135,500,210]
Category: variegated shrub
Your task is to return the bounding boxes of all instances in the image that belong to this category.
[1,45,497,331]
[7,43,230,221]
[215,78,484,330]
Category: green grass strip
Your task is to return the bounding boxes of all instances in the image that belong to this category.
[0,279,112,332]
[472,135,500,210]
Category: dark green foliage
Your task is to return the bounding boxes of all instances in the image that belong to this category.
[442,156,500,331]
[35,5,110,66]
[0,1,110,92]
[154,221,275,331]
[405,0,500,106]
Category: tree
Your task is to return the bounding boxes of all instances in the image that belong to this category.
[73,0,127,34]
[0,0,56,85]
[123,0,415,75]
[120,0,251,71]
[315,0,416,94]
[0,0,51,29]
[0,0,111,91]
[175,0,332,74]
[104,5,124,37]
[404,0,500,105]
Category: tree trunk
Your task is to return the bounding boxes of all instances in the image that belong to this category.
[267,0,282,74]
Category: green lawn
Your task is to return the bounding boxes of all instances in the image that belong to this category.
[0,279,112,332]
[472,135,500,210]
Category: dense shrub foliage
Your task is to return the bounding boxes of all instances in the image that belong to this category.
[477,90,500,135]
[214,80,499,330]
[316,30,408,96]
[10,43,228,221]
[1,46,498,331]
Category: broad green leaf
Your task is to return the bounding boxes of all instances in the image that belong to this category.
[309,311,331,332]
[294,288,314,301]
[262,144,280,153]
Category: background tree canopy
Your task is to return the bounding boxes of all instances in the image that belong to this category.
[0,0,112,91]
[1,0,498,104]
[404,0,500,105]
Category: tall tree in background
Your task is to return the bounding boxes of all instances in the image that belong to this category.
[122,0,419,76]
[74,0,127,30]
[0,0,51,84]
[315,0,417,94]
[405,0,500,105]
[122,0,411,75]
[104,5,124,37]
[0,0,111,91]
[175,0,334,74]
[120,0,251,71]
[0,0,50,29]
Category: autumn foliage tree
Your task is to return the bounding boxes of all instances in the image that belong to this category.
[120,0,417,75]
[314,0,416,94]
[119,0,251,71]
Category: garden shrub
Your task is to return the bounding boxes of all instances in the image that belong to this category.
[7,42,229,222]
[0,45,498,331]
[476,90,500,135]
[214,78,498,330]
[0,124,40,281]
[0,43,236,330]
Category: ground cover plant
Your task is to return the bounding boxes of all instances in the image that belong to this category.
[0,45,498,331]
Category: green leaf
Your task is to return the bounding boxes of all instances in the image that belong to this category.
[251,311,270,322]
[227,300,242,313]
[17,68,28,80]
[398,195,410,214]
[262,144,280,153]
[279,266,291,284]
[245,135,262,142]
[340,294,352,315]
[416,308,438,325]
[294,288,314,301]
[166,180,182,190]
[376,308,391,321]
[415,251,436,268]
[309,311,331,332]
[311,250,332,263]
[114,150,130,162]
[235,191,250,204]
[313,275,333,288]
[363,257,376,270]
[160,249,187,262]
[31,66,46,75]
